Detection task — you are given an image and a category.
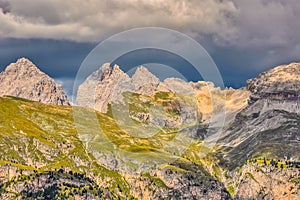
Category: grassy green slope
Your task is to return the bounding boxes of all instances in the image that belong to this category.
[0,96,133,199]
[0,95,231,199]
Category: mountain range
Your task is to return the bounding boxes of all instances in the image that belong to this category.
[0,58,299,199]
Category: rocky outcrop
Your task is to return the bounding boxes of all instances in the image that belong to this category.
[247,62,300,102]
[235,164,300,200]
[0,58,70,105]
[77,63,131,112]
[77,64,164,113]
[124,162,232,200]
[131,66,160,96]
[218,62,300,168]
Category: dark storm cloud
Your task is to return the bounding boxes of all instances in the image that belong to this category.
[0,1,299,64]
[0,39,95,76]
[111,48,202,81]
[0,0,10,14]
[1,0,299,49]
[226,0,300,47]
[0,39,96,96]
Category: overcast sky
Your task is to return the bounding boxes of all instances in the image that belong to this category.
[0,0,300,96]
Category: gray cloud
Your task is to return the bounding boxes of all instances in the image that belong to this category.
[0,0,299,52]
[217,0,300,48]
[1,0,299,51]
[0,0,10,14]
[0,0,236,42]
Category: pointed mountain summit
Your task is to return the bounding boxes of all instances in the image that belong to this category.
[131,66,160,96]
[0,58,70,105]
[77,64,163,112]
[77,63,132,112]
[131,66,160,86]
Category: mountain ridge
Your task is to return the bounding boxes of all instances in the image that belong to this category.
[0,58,299,199]
[77,63,250,124]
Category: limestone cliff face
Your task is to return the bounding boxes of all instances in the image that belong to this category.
[77,65,166,113]
[0,58,70,105]
[131,66,160,96]
[243,62,300,124]
[247,62,300,97]
[218,62,300,168]
[77,63,131,113]
[246,62,300,114]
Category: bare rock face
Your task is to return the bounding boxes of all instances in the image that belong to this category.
[77,64,133,113]
[77,64,162,113]
[131,66,160,96]
[247,62,300,102]
[218,63,300,168]
[162,78,194,94]
[235,164,300,199]
[0,58,70,105]
[245,62,300,114]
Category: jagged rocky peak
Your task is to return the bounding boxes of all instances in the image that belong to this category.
[77,63,132,112]
[89,63,125,81]
[247,62,300,100]
[131,66,160,96]
[77,62,251,118]
[132,66,160,85]
[5,57,40,74]
[77,64,162,112]
[0,58,70,105]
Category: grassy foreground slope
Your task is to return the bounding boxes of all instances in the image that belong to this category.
[0,96,133,199]
[0,96,231,199]
[1,94,298,199]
